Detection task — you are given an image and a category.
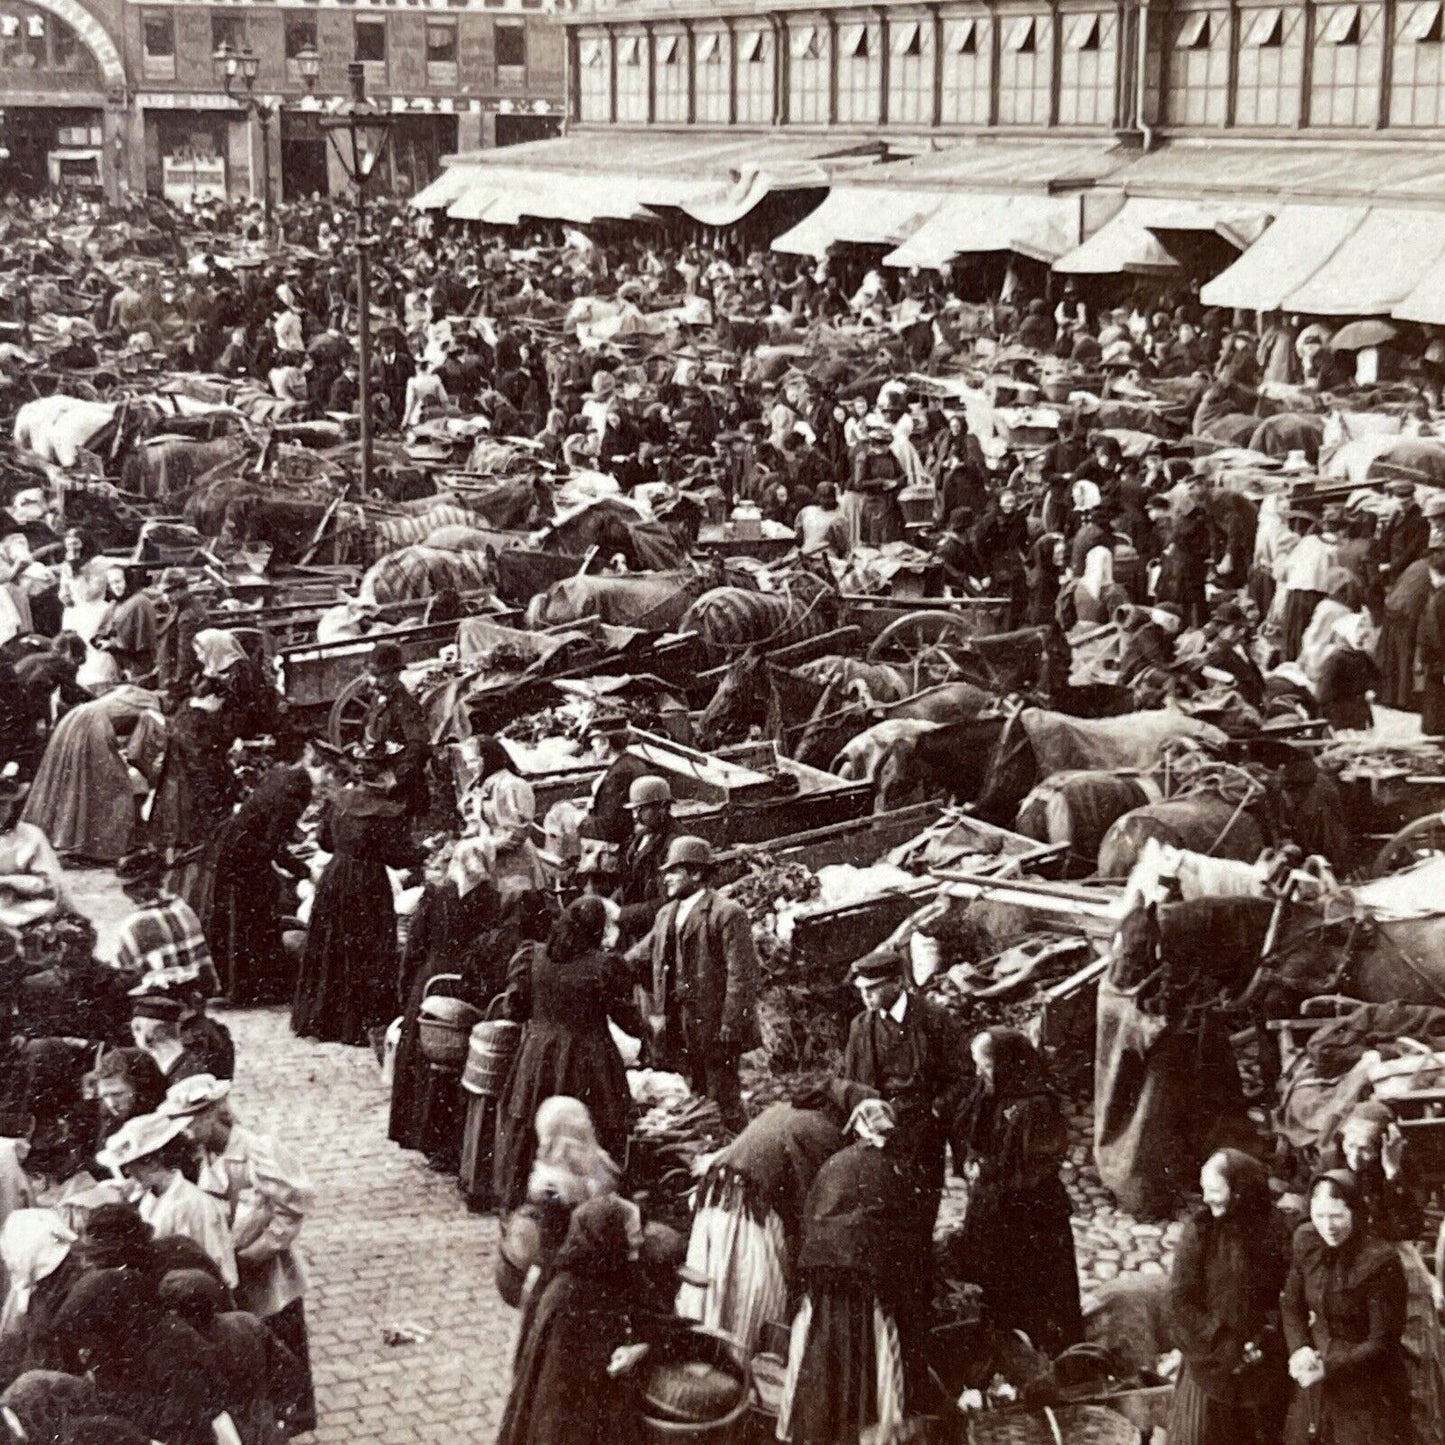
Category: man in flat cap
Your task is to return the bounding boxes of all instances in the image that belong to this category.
[154,568,205,707]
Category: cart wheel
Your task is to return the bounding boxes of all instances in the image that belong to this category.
[327,674,374,748]
[1371,813,1445,876]
[866,610,983,663]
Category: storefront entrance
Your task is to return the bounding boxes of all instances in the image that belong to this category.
[280,111,328,200]
[0,106,102,193]
[388,114,458,199]
[494,112,561,148]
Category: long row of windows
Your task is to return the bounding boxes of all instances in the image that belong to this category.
[577,2,1445,132]
[141,8,529,85]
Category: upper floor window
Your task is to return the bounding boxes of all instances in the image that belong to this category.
[142,11,175,81]
[426,21,458,85]
[495,19,525,69]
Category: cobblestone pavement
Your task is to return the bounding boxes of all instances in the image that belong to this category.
[219,1006,510,1445]
[68,866,1176,1441]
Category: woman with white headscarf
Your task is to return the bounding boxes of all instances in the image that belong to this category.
[0,1208,76,1339]
[388,833,514,1170]
[1062,544,1129,630]
[466,769,551,938]
[1315,611,1384,732]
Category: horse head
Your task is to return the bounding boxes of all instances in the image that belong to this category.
[696,648,767,749]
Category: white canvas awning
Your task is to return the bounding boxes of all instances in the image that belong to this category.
[1199,205,1368,310]
[771,187,946,256]
[884,192,1080,266]
[1282,207,1445,315]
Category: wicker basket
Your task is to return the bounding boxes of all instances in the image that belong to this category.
[417,976,482,1070]
[965,1404,1141,1445]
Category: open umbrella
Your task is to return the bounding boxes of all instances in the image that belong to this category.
[1329,318,1398,351]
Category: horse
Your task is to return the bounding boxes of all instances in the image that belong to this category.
[681,571,840,668]
[525,570,707,631]
[867,704,1227,822]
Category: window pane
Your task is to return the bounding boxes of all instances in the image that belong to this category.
[355,19,386,62]
[212,13,245,54]
[285,19,317,57]
[496,20,525,65]
[427,23,457,61]
[143,14,174,56]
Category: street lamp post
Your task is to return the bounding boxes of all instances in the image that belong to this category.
[213,41,320,237]
[320,62,394,495]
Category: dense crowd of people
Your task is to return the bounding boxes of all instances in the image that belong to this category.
[0,183,1442,1445]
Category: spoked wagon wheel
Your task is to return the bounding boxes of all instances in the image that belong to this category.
[327,674,374,748]
[1371,812,1445,877]
[866,610,982,664]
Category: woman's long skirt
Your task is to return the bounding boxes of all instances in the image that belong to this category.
[1281,588,1326,662]
[1399,1242,1445,1445]
[676,1201,789,1360]
[1166,1361,1278,1445]
[777,1282,904,1445]
[291,853,397,1047]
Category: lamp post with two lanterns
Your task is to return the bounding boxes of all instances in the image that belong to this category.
[212,39,320,238]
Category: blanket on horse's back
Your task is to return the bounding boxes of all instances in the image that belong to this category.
[1306,1001,1445,1080]
[1020,707,1226,776]
[1014,770,1158,875]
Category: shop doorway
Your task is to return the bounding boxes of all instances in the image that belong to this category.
[389,114,458,199]
[280,112,329,200]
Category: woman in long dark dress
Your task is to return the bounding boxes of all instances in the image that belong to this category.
[290,760,423,1047]
[150,630,281,916]
[207,757,315,1005]
[388,835,513,1170]
[1166,1149,1292,1445]
[778,1120,914,1445]
[1282,1171,1409,1445]
[949,1026,1083,1355]
[492,897,643,1212]
[498,1195,643,1445]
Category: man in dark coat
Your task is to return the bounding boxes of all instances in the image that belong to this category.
[1379,556,1433,709]
[584,715,650,847]
[638,835,759,1131]
[360,640,429,819]
[1381,480,1430,588]
[842,949,968,1250]
[1414,550,1445,734]
[616,774,679,942]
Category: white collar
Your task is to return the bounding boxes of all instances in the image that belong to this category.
[888,991,909,1024]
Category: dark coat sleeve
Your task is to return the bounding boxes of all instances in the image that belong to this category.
[1323,1248,1407,1379]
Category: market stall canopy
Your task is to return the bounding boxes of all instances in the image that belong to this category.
[1109,138,1445,206]
[1053,198,1270,276]
[882,192,1081,267]
[770,187,948,256]
[1393,251,1445,325]
[421,132,900,226]
[1199,205,1369,311]
[1279,207,1445,316]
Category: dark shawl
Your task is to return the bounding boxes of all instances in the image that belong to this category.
[1168,1149,1291,1404]
[498,1197,640,1445]
[796,1141,915,1308]
[699,1099,844,1248]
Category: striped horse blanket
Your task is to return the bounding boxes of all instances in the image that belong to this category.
[360,544,494,605]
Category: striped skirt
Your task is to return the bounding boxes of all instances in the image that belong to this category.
[676,1200,789,1361]
[1399,1242,1445,1445]
[777,1285,904,1445]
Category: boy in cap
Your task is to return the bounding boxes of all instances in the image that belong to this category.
[584,713,650,847]
[154,568,205,705]
[636,835,759,1132]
